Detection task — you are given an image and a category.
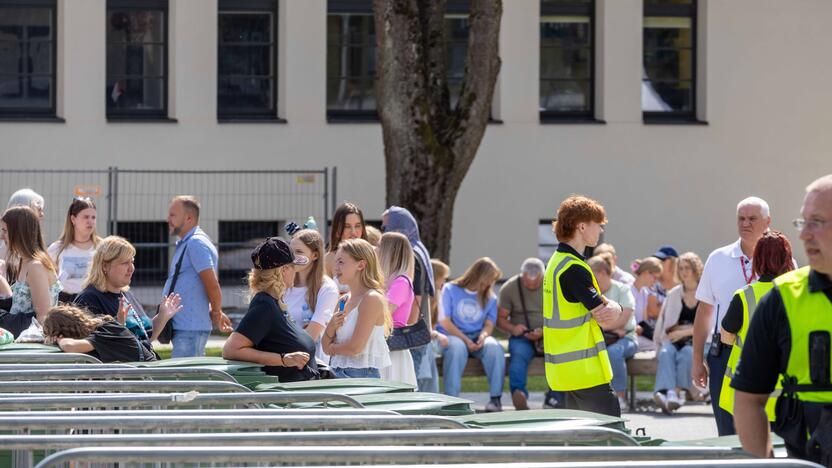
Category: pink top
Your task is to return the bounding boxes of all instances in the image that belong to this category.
[387,275,415,328]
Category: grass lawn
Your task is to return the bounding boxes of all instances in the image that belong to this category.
[157,347,656,393]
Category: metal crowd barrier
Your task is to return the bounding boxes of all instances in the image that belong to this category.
[34,446,757,467]
[0,391,366,409]
[0,367,237,382]
[0,353,101,364]
[0,363,133,370]
[0,408,394,418]
[0,414,468,432]
[0,379,250,393]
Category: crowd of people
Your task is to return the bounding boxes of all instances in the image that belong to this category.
[0,173,831,465]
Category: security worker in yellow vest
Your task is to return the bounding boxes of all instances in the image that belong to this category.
[544,195,624,417]
[719,231,795,420]
[734,174,832,464]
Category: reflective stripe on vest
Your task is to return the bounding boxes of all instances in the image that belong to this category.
[777,266,832,404]
[542,250,613,392]
[719,281,777,420]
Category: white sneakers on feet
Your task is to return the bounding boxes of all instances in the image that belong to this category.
[667,390,685,411]
[653,391,671,414]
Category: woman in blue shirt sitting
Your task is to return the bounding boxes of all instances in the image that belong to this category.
[438,257,505,411]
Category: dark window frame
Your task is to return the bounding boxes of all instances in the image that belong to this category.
[217,0,279,121]
[0,0,58,119]
[217,219,281,282]
[642,0,698,123]
[539,0,597,123]
[326,0,478,123]
[106,0,169,121]
[115,220,170,286]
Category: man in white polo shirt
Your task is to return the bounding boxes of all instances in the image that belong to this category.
[692,196,771,436]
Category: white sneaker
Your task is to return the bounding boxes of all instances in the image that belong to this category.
[653,391,670,414]
[666,390,682,411]
[618,396,629,412]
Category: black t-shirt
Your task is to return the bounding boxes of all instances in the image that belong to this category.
[731,270,832,394]
[85,320,156,363]
[235,292,319,382]
[412,257,433,325]
[74,285,153,351]
[678,300,698,325]
[556,244,604,311]
[721,275,774,334]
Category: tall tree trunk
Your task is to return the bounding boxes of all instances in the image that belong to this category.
[373,0,502,262]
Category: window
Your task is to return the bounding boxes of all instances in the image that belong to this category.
[106,0,168,120]
[218,0,278,120]
[326,0,472,121]
[218,220,280,282]
[538,219,558,261]
[116,221,169,285]
[642,0,697,121]
[0,0,57,118]
[539,0,594,121]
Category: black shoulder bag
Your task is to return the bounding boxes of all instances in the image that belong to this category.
[157,243,188,345]
[517,280,545,356]
[386,276,432,351]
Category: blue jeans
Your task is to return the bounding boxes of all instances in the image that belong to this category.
[410,342,440,393]
[171,330,210,358]
[607,338,638,393]
[332,367,381,379]
[442,334,504,398]
[508,336,536,395]
[654,341,693,392]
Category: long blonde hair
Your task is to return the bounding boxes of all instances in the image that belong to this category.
[54,197,101,262]
[338,238,392,336]
[429,259,450,327]
[84,236,135,292]
[248,266,290,308]
[293,229,325,311]
[377,232,414,287]
[452,257,502,309]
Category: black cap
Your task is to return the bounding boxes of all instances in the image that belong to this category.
[251,237,309,270]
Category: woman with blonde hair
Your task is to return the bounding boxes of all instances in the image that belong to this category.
[378,232,417,385]
[652,252,704,413]
[43,304,156,362]
[630,257,663,351]
[438,257,505,411]
[284,229,339,362]
[322,238,392,378]
[48,197,102,302]
[74,236,181,351]
[0,206,60,340]
[223,237,319,381]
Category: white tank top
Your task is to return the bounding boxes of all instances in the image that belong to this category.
[329,296,391,371]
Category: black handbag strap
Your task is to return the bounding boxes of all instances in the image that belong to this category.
[517,279,532,330]
[165,243,188,297]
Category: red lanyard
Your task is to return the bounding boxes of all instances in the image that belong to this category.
[740,257,754,285]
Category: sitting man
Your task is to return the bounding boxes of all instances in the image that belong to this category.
[498,257,564,410]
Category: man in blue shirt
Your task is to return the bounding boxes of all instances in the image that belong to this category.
[165,196,232,358]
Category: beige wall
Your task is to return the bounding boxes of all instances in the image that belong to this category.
[2,0,831,277]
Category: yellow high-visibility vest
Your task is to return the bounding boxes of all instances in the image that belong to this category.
[543,250,612,392]
[719,281,778,420]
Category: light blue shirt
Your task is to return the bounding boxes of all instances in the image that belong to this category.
[164,226,218,332]
[437,284,498,335]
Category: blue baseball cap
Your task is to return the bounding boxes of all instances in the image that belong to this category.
[652,245,679,260]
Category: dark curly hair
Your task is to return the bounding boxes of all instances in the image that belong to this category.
[43,305,111,339]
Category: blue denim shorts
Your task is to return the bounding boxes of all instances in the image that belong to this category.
[331,367,381,379]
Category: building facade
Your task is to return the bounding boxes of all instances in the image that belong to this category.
[1,0,831,288]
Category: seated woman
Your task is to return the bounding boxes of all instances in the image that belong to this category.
[321,238,392,379]
[652,252,704,413]
[223,237,319,382]
[75,236,181,352]
[42,304,156,362]
[630,257,663,351]
[437,257,505,412]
